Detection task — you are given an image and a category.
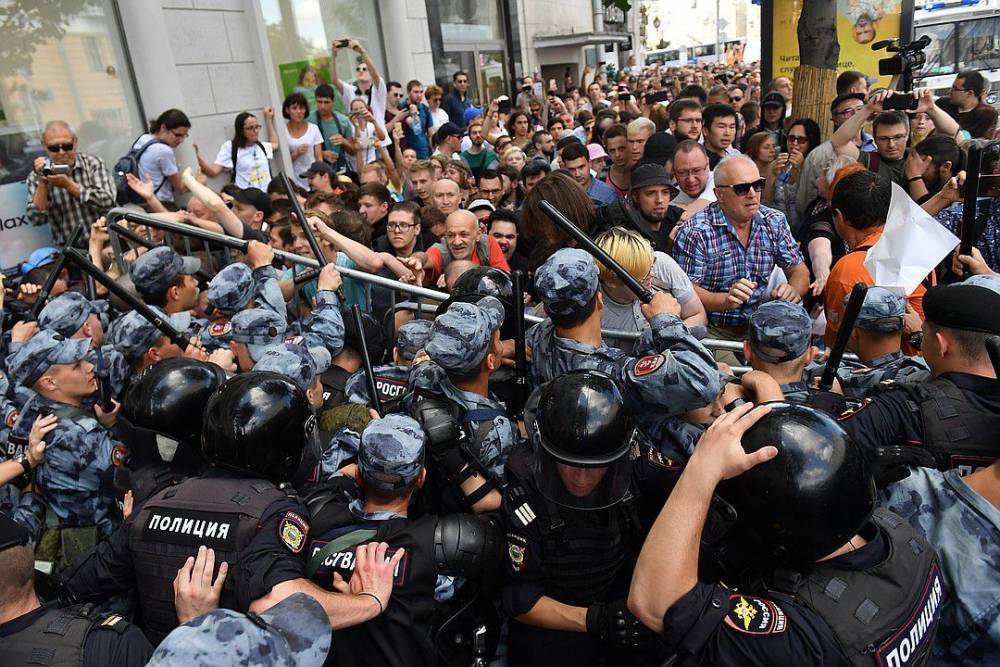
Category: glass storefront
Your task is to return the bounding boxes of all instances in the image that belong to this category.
[259,0,387,113]
[0,0,143,185]
[429,0,510,106]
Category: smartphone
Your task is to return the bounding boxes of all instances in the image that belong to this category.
[549,78,557,91]
[497,96,512,114]
[335,39,350,48]
[620,92,632,101]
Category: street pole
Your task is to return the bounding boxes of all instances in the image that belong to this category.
[716,0,723,63]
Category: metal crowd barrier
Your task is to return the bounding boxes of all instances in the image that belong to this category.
[103,208,858,365]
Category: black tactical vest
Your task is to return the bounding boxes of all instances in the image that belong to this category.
[773,509,943,667]
[505,449,640,607]
[899,376,1000,472]
[0,603,119,666]
[307,502,440,667]
[128,475,285,644]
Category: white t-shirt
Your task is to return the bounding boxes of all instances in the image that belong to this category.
[133,133,178,202]
[600,251,696,352]
[213,140,274,191]
[284,123,323,188]
[338,78,390,146]
[348,123,379,171]
[428,106,450,132]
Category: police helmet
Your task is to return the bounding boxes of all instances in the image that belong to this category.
[202,371,316,483]
[716,403,876,568]
[436,266,517,339]
[119,358,226,472]
[527,369,637,510]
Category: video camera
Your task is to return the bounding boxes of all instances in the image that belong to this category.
[41,159,71,177]
[872,34,931,111]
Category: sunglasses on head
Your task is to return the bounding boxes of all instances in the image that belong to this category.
[47,143,74,153]
[719,178,766,196]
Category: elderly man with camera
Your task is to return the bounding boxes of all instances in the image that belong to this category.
[25,120,116,246]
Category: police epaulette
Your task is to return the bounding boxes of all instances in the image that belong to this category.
[95,614,128,634]
[512,499,536,527]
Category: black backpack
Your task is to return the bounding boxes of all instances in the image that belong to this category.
[114,135,166,204]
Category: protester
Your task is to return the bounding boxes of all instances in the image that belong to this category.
[195,110,278,191]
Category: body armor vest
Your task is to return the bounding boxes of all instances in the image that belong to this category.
[773,509,943,667]
[506,449,641,606]
[899,376,1000,472]
[0,603,113,666]
[128,475,285,644]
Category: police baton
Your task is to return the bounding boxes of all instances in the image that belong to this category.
[959,142,985,258]
[64,249,191,351]
[82,263,115,411]
[26,223,85,321]
[818,283,868,392]
[538,200,653,304]
[351,304,384,416]
[279,173,348,305]
[511,269,529,418]
[987,335,1000,379]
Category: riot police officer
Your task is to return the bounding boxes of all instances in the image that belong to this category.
[59,371,401,644]
[344,319,432,409]
[0,514,153,665]
[502,369,677,666]
[629,402,943,666]
[838,282,1000,471]
[304,414,503,666]
[115,358,226,503]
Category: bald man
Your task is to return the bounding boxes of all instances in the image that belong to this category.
[432,178,462,216]
[410,209,510,285]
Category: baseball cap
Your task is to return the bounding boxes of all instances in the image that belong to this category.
[630,163,672,191]
[425,296,505,374]
[38,292,100,338]
[107,307,190,362]
[253,343,331,392]
[8,330,92,388]
[132,246,201,297]
[748,300,813,363]
[207,263,255,315]
[231,308,288,361]
[762,91,787,109]
[358,414,426,493]
[147,593,331,667]
[299,161,335,180]
[534,248,599,316]
[22,247,60,274]
[433,122,463,145]
[851,287,905,333]
[233,187,273,218]
[464,107,484,124]
[396,319,433,362]
[467,199,496,213]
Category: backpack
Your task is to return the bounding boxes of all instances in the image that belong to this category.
[114,135,166,204]
[313,111,348,173]
[229,140,271,183]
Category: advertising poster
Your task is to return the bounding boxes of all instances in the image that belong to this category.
[0,182,53,269]
[278,57,347,114]
[766,0,914,88]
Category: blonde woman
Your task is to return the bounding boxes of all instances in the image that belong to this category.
[501,146,527,173]
[595,227,707,352]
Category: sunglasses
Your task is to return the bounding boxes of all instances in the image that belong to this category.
[718,178,766,196]
[47,142,75,153]
[356,66,368,72]
[787,135,808,144]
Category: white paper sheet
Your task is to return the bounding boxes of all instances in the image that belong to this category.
[864,182,958,295]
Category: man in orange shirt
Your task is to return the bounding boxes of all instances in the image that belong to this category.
[824,170,927,349]
[410,209,510,285]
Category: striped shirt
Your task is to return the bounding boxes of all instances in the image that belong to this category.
[25,152,116,245]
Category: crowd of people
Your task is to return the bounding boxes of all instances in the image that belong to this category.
[1,36,999,666]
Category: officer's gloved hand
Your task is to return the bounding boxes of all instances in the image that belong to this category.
[871,445,937,487]
[586,599,648,648]
[424,417,467,477]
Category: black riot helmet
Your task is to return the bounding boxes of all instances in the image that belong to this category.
[527,369,637,510]
[437,266,516,339]
[119,358,226,472]
[716,403,876,569]
[202,371,316,484]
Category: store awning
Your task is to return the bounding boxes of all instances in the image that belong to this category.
[533,31,631,49]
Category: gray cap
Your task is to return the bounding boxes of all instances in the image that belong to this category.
[231,309,288,361]
[8,330,92,388]
[132,246,201,296]
[535,248,599,315]
[852,287,905,332]
[107,307,190,362]
[748,300,812,363]
[38,292,99,338]
[963,274,1000,296]
[359,414,426,493]
[396,320,434,362]
[253,343,331,392]
[207,263,255,315]
[425,296,504,373]
[147,592,331,667]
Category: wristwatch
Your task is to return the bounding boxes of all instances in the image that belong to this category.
[906,331,923,349]
[13,451,32,477]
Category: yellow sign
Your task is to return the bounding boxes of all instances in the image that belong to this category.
[770,0,905,89]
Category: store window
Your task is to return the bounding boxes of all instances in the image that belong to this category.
[259,0,387,113]
[0,1,143,266]
[429,0,509,106]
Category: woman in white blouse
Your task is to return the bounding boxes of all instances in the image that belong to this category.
[196,109,278,191]
[282,92,323,188]
[348,97,386,169]
[424,84,450,132]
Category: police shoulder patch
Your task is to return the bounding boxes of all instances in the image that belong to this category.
[646,447,679,470]
[209,321,232,337]
[5,409,19,429]
[724,594,788,635]
[279,511,309,554]
[507,533,528,573]
[633,354,665,377]
[837,398,872,420]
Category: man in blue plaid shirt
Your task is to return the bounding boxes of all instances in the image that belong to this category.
[673,155,808,364]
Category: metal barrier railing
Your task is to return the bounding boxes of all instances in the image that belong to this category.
[103,208,858,362]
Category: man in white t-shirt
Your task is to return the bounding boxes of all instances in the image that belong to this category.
[330,39,389,146]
